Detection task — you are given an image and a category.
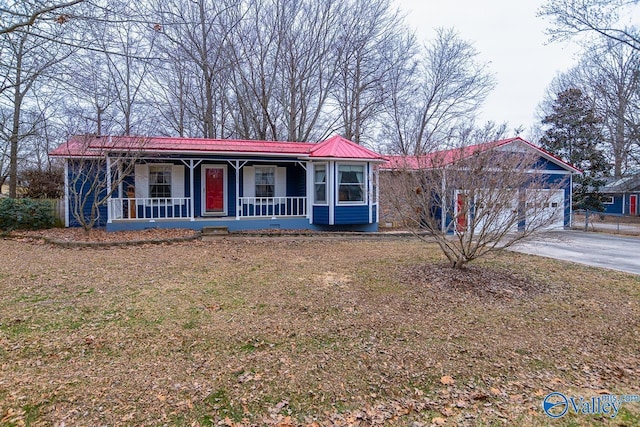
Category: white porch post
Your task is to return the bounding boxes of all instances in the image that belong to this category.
[375,165,379,223]
[190,159,195,220]
[236,161,240,220]
[368,163,373,224]
[328,161,335,225]
[106,155,112,224]
[306,161,313,223]
[64,160,69,227]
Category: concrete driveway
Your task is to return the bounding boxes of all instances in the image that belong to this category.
[511,231,640,275]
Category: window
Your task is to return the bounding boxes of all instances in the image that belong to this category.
[602,196,614,205]
[314,164,326,203]
[255,167,275,198]
[149,165,172,198]
[338,164,365,203]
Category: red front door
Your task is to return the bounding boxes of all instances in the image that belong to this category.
[631,195,637,216]
[205,167,225,213]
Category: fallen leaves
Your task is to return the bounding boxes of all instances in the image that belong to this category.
[0,237,638,425]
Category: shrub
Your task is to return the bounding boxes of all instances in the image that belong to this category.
[0,198,56,231]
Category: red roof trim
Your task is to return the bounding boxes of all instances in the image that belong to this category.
[49,135,385,160]
[382,137,581,173]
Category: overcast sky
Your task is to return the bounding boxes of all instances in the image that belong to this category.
[393,0,581,139]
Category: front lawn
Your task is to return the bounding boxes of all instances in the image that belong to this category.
[0,236,638,425]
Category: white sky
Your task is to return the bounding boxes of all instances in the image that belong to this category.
[393,0,581,138]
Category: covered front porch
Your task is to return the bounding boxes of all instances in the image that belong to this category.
[106,157,312,228]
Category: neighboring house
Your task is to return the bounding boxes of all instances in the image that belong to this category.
[49,135,384,232]
[600,175,640,216]
[380,137,581,232]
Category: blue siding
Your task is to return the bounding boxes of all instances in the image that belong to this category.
[286,163,306,197]
[603,195,623,214]
[335,205,370,225]
[68,159,108,227]
[313,206,330,224]
[107,218,377,232]
[603,193,640,216]
[534,157,567,171]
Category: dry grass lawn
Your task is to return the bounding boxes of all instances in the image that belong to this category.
[0,235,639,426]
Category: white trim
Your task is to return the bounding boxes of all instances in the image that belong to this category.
[64,160,69,227]
[336,162,368,206]
[329,162,335,225]
[602,196,615,205]
[306,161,313,223]
[569,175,573,228]
[201,164,228,216]
[312,162,328,206]
[368,163,373,224]
[106,156,112,223]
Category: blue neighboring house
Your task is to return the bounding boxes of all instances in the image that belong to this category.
[600,175,640,216]
[49,135,385,232]
[381,137,581,231]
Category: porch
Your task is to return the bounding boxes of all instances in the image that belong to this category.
[107,196,308,221]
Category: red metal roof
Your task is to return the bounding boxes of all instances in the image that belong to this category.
[49,134,385,160]
[309,135,383,160]
[382,137,581,173]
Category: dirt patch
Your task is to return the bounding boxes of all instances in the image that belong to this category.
[8,227,199,245]
[398,263,551,301]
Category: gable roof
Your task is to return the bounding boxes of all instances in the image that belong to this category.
[382,137,581,173]
[602,174,640,193]
[49,135,385,161]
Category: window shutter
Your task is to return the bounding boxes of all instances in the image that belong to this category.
[134,164,148,198]
[275,167,286,197]
[172,165,184,198]
[243,166,255,198]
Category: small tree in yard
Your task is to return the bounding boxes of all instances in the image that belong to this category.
[383,143,569,269]
[64,135,145,232]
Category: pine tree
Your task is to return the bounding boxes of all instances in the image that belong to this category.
[540,88,609,211]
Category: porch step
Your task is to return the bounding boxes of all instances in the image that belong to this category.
[201,226,229,236]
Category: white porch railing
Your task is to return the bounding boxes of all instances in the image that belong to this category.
[237,197,307,218]
[109,197,192,221]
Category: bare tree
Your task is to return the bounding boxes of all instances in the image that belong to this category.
[63,135,146,232]
[152,0,241,139]
[538,41,640,177]
[585,41,640,177]
[383,28,496,155]
[1,19,74,197]
[0,0,85,35]
[382,142,569,269]
[539,0,640,51]
[274,0,343,142]
[332,0,414,145]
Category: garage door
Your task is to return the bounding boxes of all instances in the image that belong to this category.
[525,189,564,231]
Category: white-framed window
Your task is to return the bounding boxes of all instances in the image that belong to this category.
[602,196,614,205]
[314,164,327,204]
[337,164,365,204]
[149,165,172,198]
[255,166,275,198]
